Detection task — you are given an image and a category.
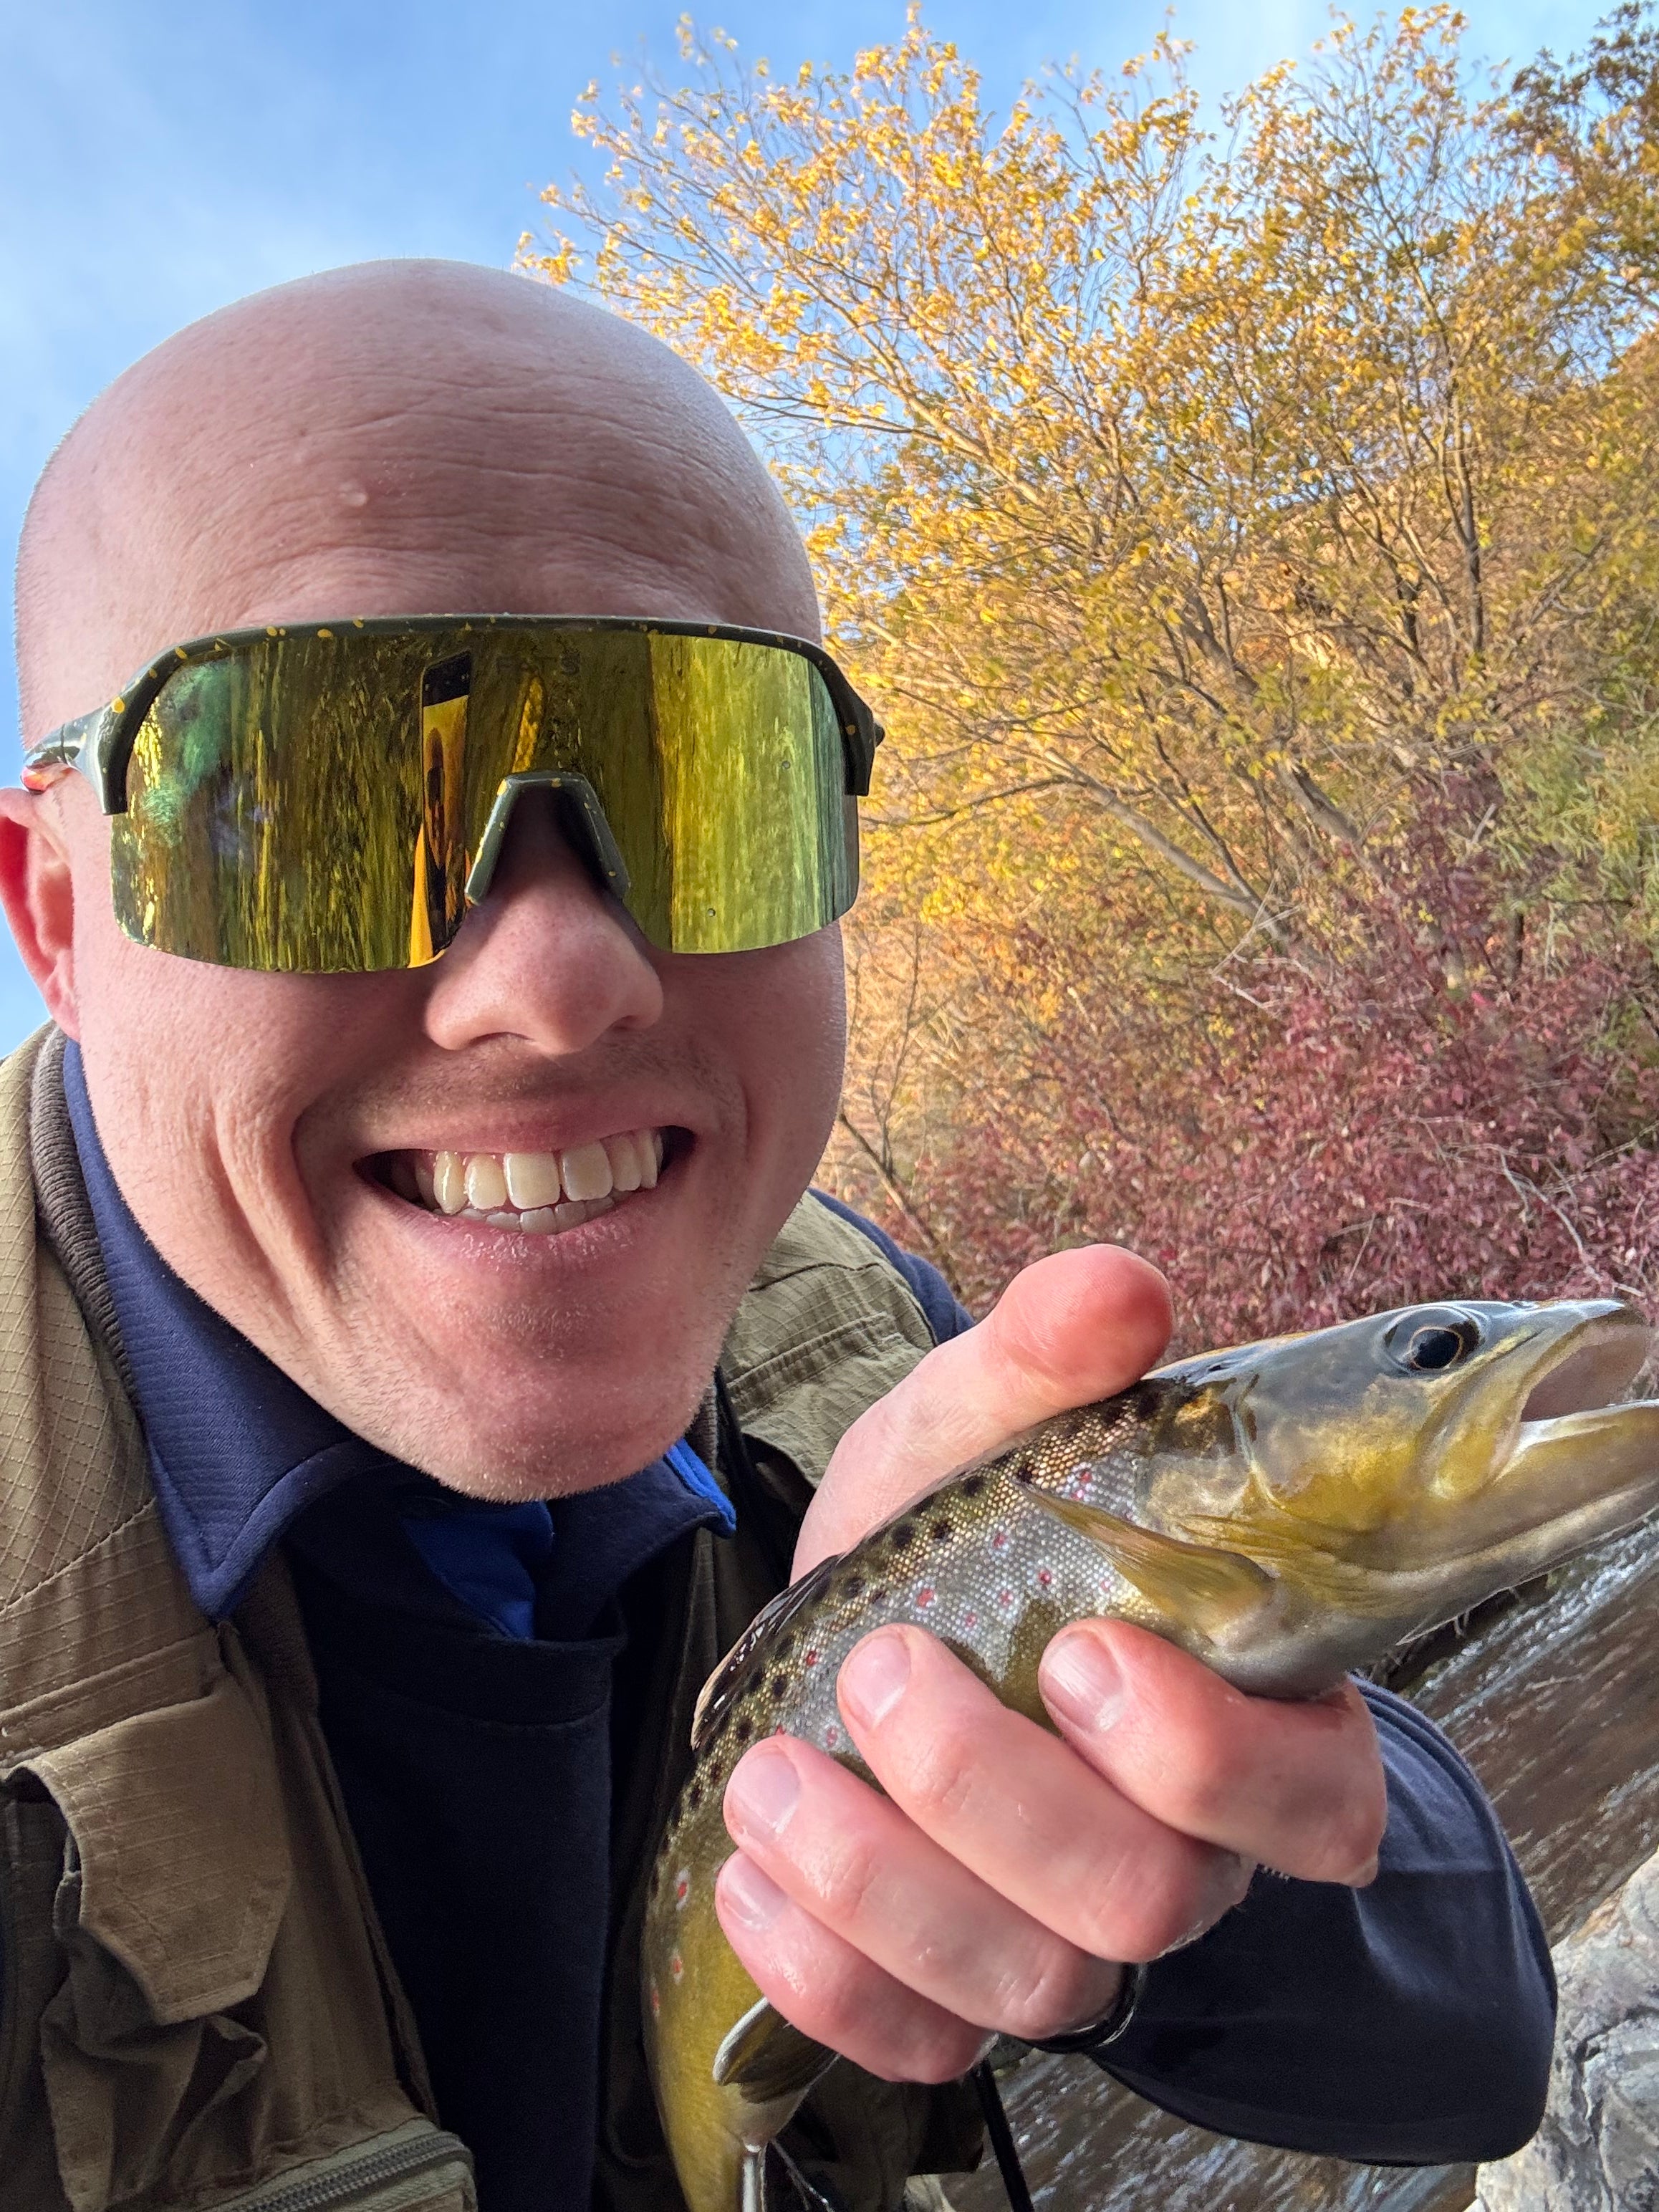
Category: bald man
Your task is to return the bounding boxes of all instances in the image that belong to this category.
[0,262,1551,2212]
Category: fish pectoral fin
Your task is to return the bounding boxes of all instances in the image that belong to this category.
[713,1996,837,2106]
[1024,1492,1275,1632]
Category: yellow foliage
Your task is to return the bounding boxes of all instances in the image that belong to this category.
[520,5,1659,1207]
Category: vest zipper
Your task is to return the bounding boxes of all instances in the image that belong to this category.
[225,2127,473,2212]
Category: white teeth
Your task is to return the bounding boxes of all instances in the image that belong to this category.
[504,1152,562,1210]
[415,1133,661,1232]
[466,1155,509,1211]
[434,1153,468,1215]
[605,1132,643,1193]
[559,1140,613,1202]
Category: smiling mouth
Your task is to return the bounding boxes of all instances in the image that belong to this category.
[371,1127,673,1236]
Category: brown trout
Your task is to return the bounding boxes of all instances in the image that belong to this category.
[643,1298,1659,2212]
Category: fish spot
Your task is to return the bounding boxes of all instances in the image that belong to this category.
[995,1587,1016,1610]
[804,1648,821,1668]
[650,1983,661,2017]
[964,1610,981,1630]
[674,1868,691,1910]
[989,1529,1011,1553]
[961,1475,987,1499]
[669,1952,684,1983]
[913,1585,938,1611]
[930,1518,953,1543]
[769,1673,788,1698]
[824,1721,842,1749]
[842,1575,866,1601]
[1035,1565,1055,1592]
[688,1784,704,1811]
[891,1520,917,1551]
[734,1717,753,1743]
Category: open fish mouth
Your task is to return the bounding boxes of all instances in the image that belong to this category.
[1404,1302,1659,1579]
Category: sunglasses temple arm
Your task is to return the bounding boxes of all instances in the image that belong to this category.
[21,706,120,803]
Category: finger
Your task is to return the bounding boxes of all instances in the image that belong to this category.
[722,1735,1121,2041]
[1039,1618,1388,1885]
[714,1852,989,2084]
[836,1625,1252,1962]
[794,1245,1172,1574]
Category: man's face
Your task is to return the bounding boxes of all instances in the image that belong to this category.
[9,267,848,1496]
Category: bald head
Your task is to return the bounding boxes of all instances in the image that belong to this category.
[16,260,817,740]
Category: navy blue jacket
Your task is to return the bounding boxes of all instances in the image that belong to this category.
[14,1052,1553,2209]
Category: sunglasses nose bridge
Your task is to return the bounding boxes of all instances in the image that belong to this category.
[463,771,633,911]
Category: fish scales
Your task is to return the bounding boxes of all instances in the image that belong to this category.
[644,1299,1659,2212]
[641,1390,1213,2212]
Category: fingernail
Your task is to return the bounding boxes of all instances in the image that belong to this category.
[1041,1632,1124,1731]
[726,1746,802,1837]
[721,1853,789,1933]
[838,1629,912,1728]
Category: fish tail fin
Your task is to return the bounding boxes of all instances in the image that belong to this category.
[713,1997,837,2105]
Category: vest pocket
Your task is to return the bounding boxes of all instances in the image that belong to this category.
[19,1668,292,2208]
[211,2118,476,2211]
[16,1665,443,2212]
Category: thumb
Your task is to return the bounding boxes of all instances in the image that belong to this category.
[793,1244,1172,1576]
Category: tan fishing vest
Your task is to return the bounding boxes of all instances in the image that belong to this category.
[0,1028,981,2212]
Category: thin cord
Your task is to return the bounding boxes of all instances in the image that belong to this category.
[973,2060,1037,2212]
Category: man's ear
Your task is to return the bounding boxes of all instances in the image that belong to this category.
[0,785,81,1036]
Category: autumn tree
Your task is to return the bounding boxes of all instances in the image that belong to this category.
[526,8,1659,1328]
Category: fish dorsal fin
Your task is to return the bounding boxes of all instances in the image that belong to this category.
[713,1995,837,2105]
[691,1552,843,1751]
[1024,1490,1274,1632]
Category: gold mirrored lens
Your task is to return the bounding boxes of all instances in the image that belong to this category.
[108,623,856,970]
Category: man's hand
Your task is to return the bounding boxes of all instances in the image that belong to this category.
[713,1246,1390,2084]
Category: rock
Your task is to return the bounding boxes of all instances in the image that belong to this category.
[1474,1847,1659,2211]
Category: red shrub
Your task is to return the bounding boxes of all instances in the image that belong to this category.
[841,845,1659,1345]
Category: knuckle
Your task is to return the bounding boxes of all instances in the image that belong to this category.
[874,2018,986,2085]
[994,1942,1104,2043]
[811,1830,887,1928]
[1075,1842,1212,1963]
[890,1723,981,1829]
[1163,1713,1251,1834]
[802,1956,875,2044]
[1303,1791,1387,1880]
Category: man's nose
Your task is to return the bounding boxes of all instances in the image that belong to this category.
[420,787,663,1054]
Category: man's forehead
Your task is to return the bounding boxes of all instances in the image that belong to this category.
[16,261,818,739]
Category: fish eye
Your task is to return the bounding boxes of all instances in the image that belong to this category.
[1382,1308,1482,1375]
[1407,1327,1466,1371]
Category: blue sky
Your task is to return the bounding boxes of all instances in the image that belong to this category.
[0,0,1617,1047]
